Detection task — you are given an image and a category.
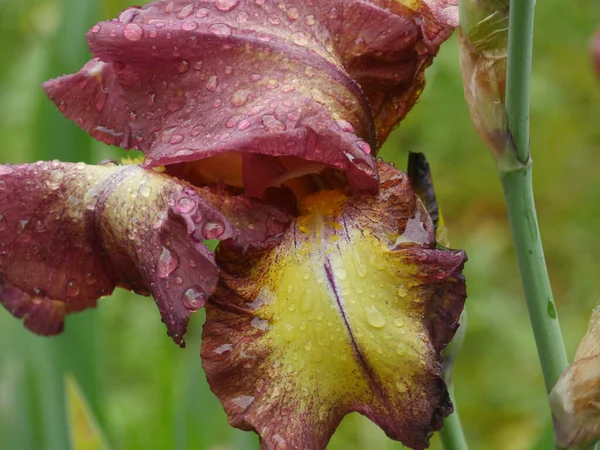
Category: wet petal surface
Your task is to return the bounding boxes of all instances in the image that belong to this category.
[202,162,466,449]
[0,162,289,345]
[43,0,457,195]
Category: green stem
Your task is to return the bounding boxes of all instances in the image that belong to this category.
[439,385,468,450]
[505,0,535,163]
[502,0,568,394]
[500,168,568,393]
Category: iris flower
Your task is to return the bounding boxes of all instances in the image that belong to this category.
[0,1,466,448]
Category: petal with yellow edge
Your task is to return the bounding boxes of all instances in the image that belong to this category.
[202,162,467,450]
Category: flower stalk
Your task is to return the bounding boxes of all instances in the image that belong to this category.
[459,0,569,396]
[501,0,569,394]
[500,168,568,393]
[439,312,468,450]
[439,387,468,450]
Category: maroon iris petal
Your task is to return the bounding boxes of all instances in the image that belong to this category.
[42,0,457,196]
[0,162,290,345]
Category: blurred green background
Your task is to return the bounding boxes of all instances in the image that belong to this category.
[1,0,599,449]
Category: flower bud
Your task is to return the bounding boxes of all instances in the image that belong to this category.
[550,306,600,449]
[458,0,520,169]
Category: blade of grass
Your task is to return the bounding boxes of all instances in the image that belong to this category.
[29,0,102,448]
[33,338,71,450]
[65,374,111,450]
[179,310,245,449]
[34,0,98,163]
[0,315,42,449]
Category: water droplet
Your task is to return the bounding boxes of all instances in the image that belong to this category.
[181,20,197,31]
[215,0,239,11]
[356,141,371,154]
[0,180,6,190]
[174,276,183,285]
[66,279,80,297]
[267,13,280,25]
[262,115,284,132]
[396,382,408,393]
[209,23,232,38]
[123,23,143,41]
[157,247,179,278]
[0,215,6,231]
[193,60,204,70]
[169,134,184,144]
[283,324,296,342]
[304,340,312,351]
[238,119,251,130]
[231,89,250,107]
[95,92,107,112]
[177,196,196,214]
[236,10,249,23]
[310,87,327,104]
[393,317,405,327]
[202,220,225,239]
[334,267,347,280]
[396,342,407,356]
[287,7,299,20]
[288,303,296,312]
[140,185,152,197]
[177,60,190,73]
[85,272,98,285]
[177,3,194,19]
[206,75,218,92]
[336,119,355,132]
[196,8,210,18]
[291,31,308,46]
[366,306,386,328]
[183,287,206,311]
[91,24,101,33]
[397,285,407,298]
[305,14,316,26]
[226,116,240,128]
